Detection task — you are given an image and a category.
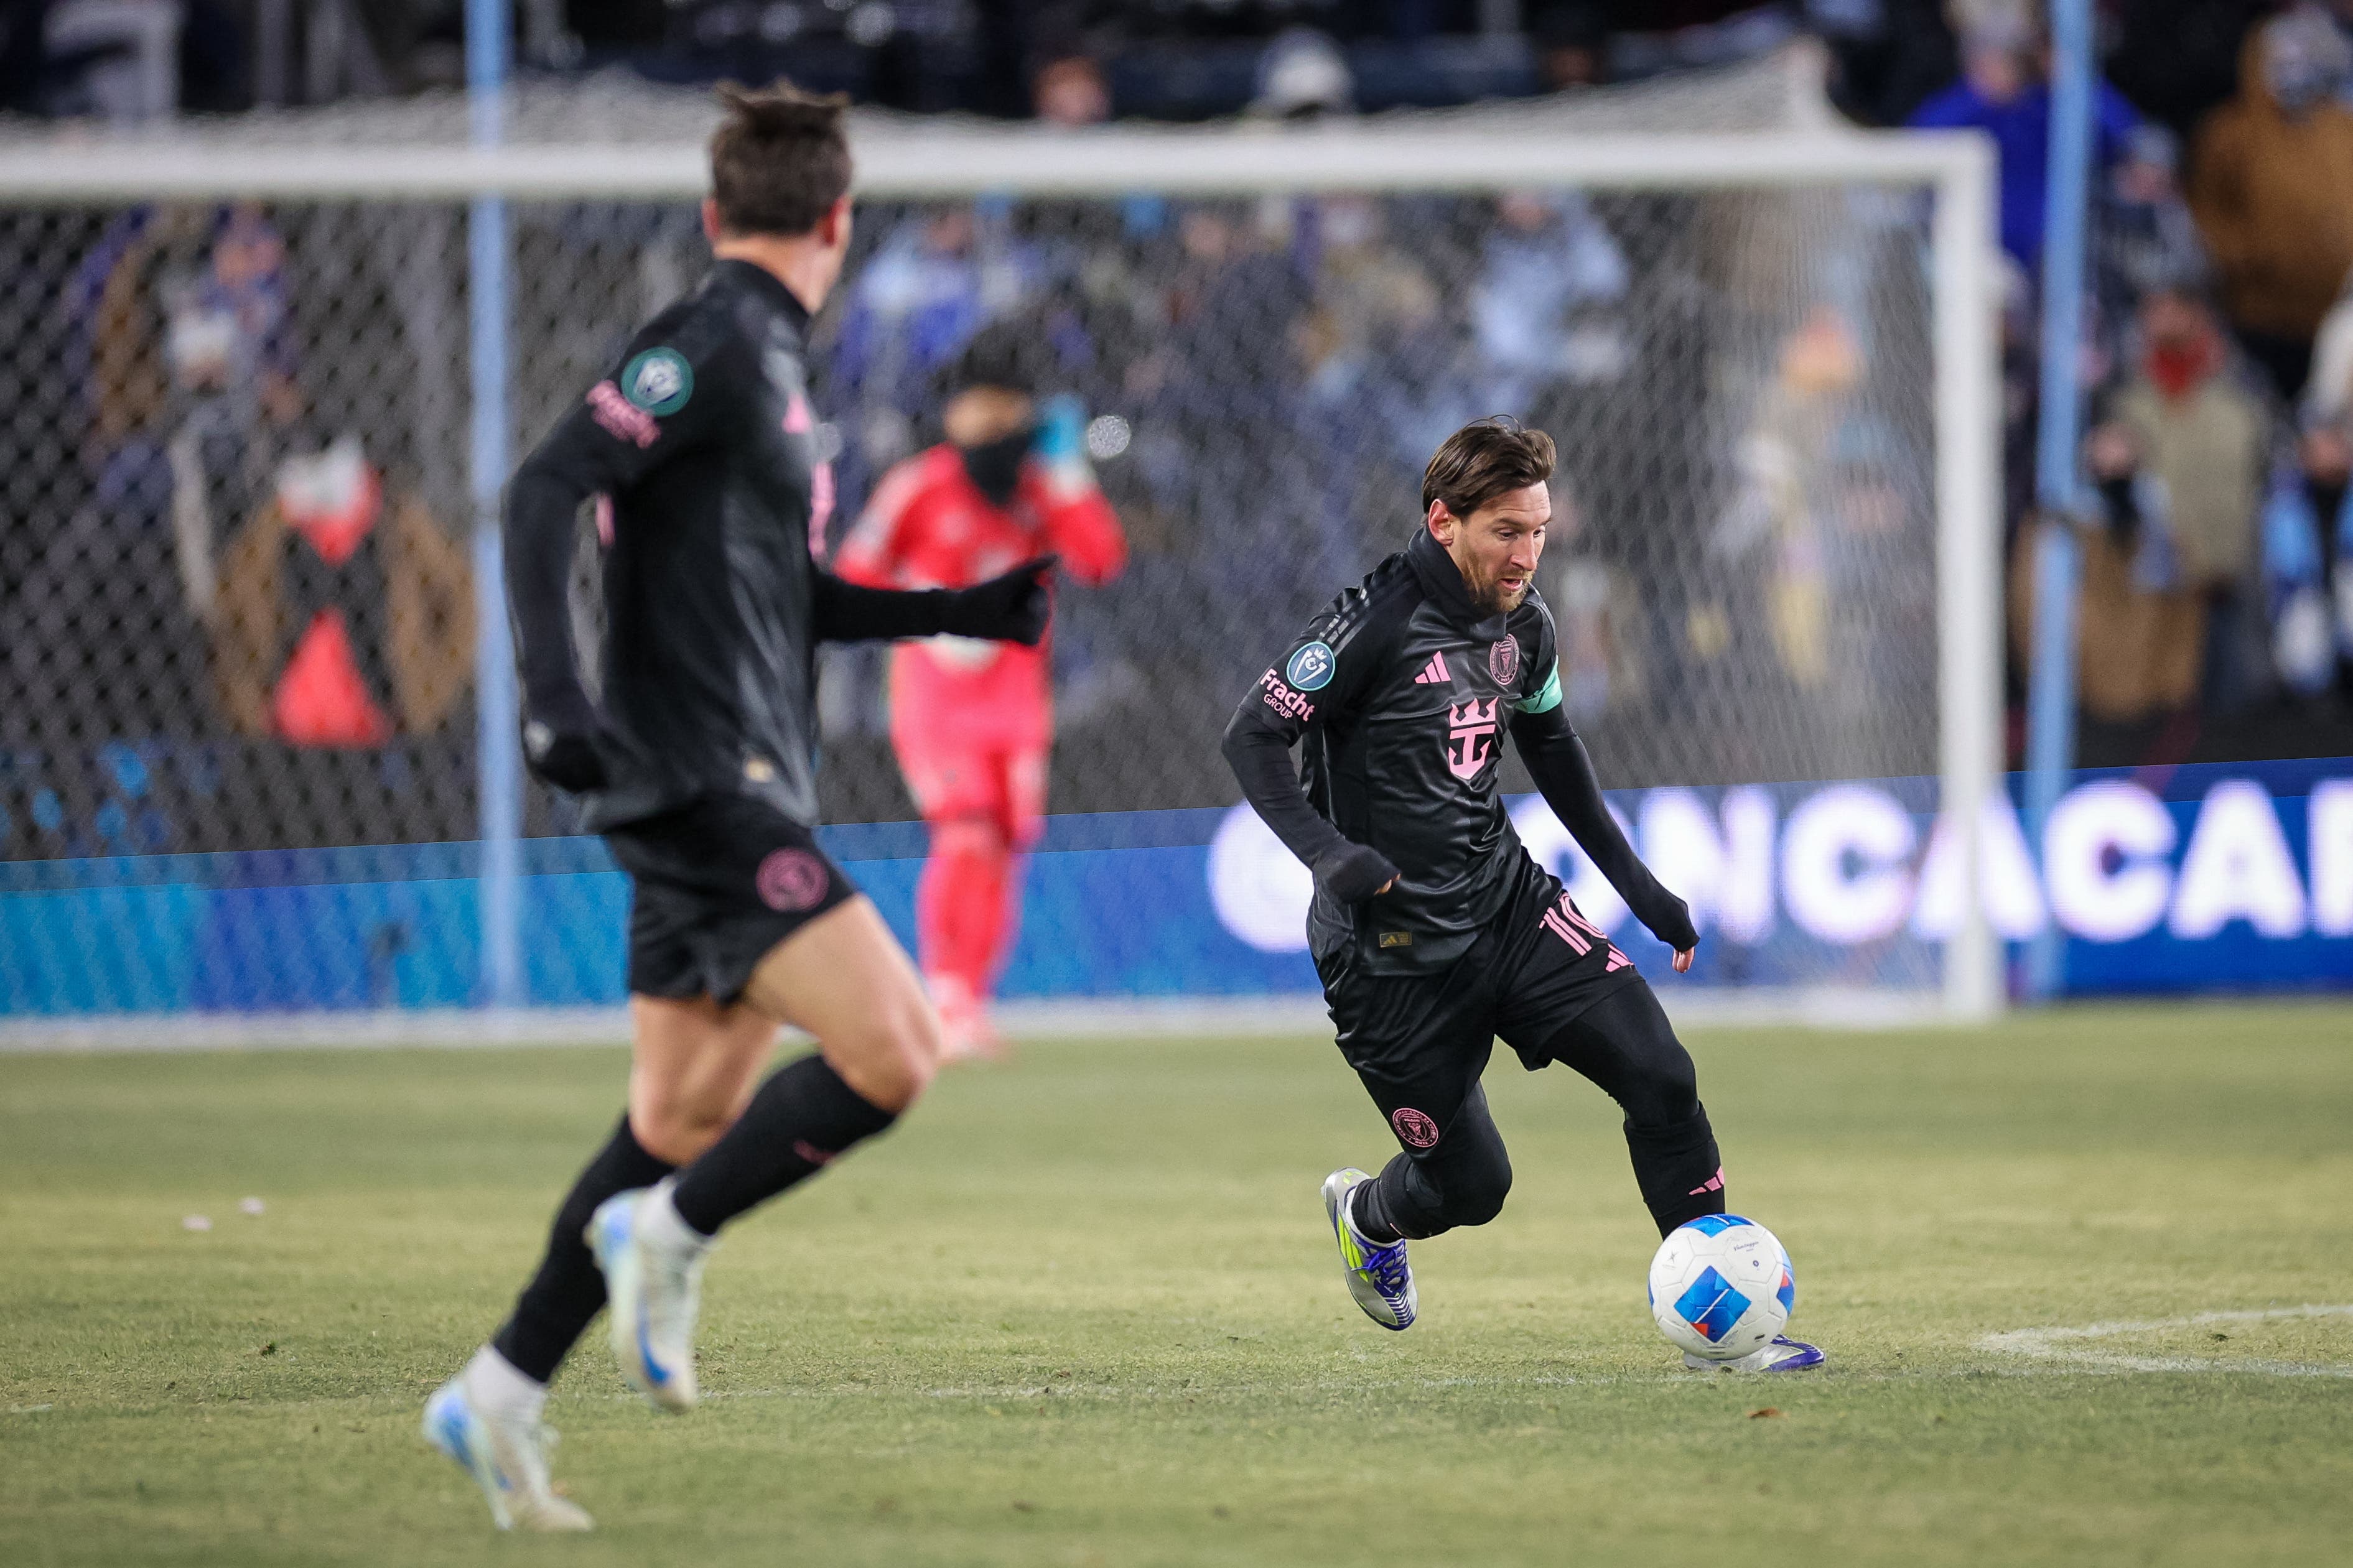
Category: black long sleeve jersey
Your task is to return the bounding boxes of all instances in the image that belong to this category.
[1223,528,1695,976]
[506,259,948,833]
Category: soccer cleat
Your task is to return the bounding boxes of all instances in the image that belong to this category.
[421,1375,593,1532]
[1682,1335,1825,1373]
[587,1186,709,1413]
[930,975,1010,1064]
[1322,1167,1417,1331]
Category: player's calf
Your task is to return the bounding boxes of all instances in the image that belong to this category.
[1625,1105,1726,1236]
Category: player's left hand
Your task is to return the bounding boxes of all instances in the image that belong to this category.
[945,555,1058,645]
[1672,945,1695,974]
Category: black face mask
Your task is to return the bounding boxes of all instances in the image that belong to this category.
[960,426,1037,506]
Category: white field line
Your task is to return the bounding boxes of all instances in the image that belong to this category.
[1976,1304,2353,1377]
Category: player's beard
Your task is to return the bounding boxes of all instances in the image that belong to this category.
[1465,568,1528,618]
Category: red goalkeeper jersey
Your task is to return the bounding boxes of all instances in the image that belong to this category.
[832,443,1126,746]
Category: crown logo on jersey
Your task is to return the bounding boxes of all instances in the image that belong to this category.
[1445,697,1499,781]
[1414,649,1451,685]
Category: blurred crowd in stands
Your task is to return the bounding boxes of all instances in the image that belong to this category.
[2,0,2352,860]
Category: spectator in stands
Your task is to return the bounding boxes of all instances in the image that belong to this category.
[2186,6,2353,402]
[1470,190,1632,415]
[2086,284,2273,717]
[2262,409,2353,697]
[1712,304,1867,695]
[2309,272,2353,432]
[2093,121,2209,386]
[2275,264,2353,695]
[212,436,473,747]
[1033,51,1111,126]
[1906,5,2143,269]
[1249,28,1352,119]
[1531,4,1610,93]
[24,203,301,748]
[1294,195,1448,470]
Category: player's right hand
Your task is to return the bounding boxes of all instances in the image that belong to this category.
[945,555,1058,646]
[1315,842,1402,902]
[521,692,611,794]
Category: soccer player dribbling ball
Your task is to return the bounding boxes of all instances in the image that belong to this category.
[1222,416,1822,1372]
[421,84,1057,1531]
[831,328,1128,1060]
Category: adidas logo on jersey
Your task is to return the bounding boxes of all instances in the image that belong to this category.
[1413,650,1451,685]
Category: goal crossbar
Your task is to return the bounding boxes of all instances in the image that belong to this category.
[0,126,1990,202]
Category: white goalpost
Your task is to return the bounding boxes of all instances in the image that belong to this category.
[0,88,2000,1039]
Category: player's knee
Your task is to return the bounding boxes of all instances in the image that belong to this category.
[824,996,941,1113]
[628,1090,735,1166]
[1623,1048,1700,1128]
[1442,1147,1514,1228]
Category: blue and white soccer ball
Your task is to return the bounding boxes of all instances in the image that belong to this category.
[1647,1214,1795,1362]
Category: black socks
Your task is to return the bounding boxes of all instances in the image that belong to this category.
[1625,1103,1726,1236]
[487,1058,897,1381]
[667,1054,898,1238]
[493,1113,674,1384]
[1349,1180,1405,1245]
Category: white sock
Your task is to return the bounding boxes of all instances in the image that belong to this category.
[465,1344,546,1423]
[638,1176,713,1251]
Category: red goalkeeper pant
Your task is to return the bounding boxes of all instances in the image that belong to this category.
[898,738,1047,1002]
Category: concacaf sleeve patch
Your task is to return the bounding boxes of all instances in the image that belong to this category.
[1516,662,1562,714]
[1285,641,1338,692]
[622,347,694,415]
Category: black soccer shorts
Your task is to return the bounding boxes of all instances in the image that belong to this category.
[1316,853,1642,1159]
[603,794,858,1004]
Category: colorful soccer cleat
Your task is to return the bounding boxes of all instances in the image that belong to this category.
[1322,1167,1417,1330]
[932,977,1009,1064]
[1682,1335,1825,1373]
[421,1375,592,1532]
[587,1185,709,1413]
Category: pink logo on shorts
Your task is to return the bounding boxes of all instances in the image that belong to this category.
[1391,1107,1441,1148]
[1488,636,1520,687]
[756,848,829,912]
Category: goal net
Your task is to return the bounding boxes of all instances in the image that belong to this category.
[0,51,1998,1034]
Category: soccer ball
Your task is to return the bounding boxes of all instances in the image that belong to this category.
[1647,1214,1794,1362]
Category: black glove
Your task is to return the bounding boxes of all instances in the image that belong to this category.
[521,687,610,794]
[1313,841,1401,902]
[1642,893,1699,954]
[941,555,1056,646]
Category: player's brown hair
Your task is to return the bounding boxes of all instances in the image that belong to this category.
[1420,415,1557,519]
[708,81,852,238]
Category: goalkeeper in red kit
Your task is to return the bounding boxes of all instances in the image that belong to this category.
[831,330,1127,1057]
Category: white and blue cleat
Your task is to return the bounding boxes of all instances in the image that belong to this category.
[587,1184,710,1413]
[421,1375,592,1532]
[1683,1336,1826,1373]
[1323,1167,1417,1331]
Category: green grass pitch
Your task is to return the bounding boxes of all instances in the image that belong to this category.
[4,1002,2352,1567]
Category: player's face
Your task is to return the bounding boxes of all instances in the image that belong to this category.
[1442,484,1549,616]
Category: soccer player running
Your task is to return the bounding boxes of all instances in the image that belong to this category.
[831,328,1127,1058]
[421,86,1058,1531]
[1222,416,1820,1372]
